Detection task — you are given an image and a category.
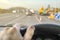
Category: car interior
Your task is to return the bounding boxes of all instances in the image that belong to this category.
[0,0,59,40]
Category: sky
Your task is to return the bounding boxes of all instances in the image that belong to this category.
[0,0,60,10]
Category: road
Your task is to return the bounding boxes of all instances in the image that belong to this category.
[0,13,41,26]
[0,13,60,30]
[0,13,60,26]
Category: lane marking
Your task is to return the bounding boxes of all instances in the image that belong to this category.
[34,14,42,23]
[5,15,26,26]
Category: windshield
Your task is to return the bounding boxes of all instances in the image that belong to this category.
[0,0,60,26]
[0,0,60,40]
[0,0,60,29]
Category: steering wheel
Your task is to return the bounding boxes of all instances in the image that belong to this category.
[20,24,60,40]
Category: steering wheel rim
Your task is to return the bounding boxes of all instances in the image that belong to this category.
[20,24,60,40]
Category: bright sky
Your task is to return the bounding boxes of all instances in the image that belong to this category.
[0,0,60,10]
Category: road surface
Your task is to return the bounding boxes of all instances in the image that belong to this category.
[0,13,60,30]
[0,13,60,26]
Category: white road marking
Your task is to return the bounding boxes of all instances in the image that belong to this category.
[34,14,42,23]
[5,15,26,26]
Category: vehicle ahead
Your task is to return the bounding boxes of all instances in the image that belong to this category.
[20,24,60,40]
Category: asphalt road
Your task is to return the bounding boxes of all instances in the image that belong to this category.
[0,13,60,26]
[0,13,60,30]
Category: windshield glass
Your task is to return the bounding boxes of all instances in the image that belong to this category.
[0,0,60,26]
[0,0,60,30]
[0,0,60,40]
